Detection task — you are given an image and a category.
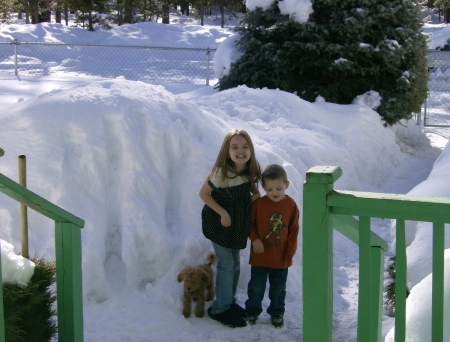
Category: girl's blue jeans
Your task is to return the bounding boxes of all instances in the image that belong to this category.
[210,242,240,314]
[245,266,288,317]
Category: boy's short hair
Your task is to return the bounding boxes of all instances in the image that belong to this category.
[262,164,288,186]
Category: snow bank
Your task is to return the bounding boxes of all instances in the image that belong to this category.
[1,239,35,286]
[385,248,450,342]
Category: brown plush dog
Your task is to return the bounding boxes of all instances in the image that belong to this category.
[177,252,216,318]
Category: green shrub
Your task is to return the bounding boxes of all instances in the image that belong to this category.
[3,257,57,342]
[218,0,429,126]
[384,256,410,316]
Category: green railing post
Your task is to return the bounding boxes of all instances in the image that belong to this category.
[369,245,384,342]
[358,216,372,342]
[55,222,84,342]
[395,220,407,342]
[0,252,5,342]
[303,166,342,342]
[0,172,84,342]
[332,214,386,342]
[432,222,445,342]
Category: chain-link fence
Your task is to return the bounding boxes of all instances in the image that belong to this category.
[423,50,450,127]
[0,40,217,85]
[1,41,450,128]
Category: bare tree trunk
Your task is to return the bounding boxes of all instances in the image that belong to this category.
[88,10,93,30]
[64,3,69,25]
[26,0,30,23]
[124,0,133,23]
[220,0,224,28]
[29,0,39,24]
[55,0,62,23]
[40,0,51,23]
[200,0,203,26]
[162,1,169,23]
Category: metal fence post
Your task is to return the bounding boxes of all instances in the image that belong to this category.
[206,49,210,86]
[424,93,428,126]
[13,39,18,76]
[18,155,29,259]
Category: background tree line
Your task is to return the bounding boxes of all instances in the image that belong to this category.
[0,0,245,30]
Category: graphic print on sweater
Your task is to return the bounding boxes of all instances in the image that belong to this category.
[262,212,286,247]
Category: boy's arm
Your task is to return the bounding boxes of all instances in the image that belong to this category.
[199,181,231,227]
[284,203,300,260]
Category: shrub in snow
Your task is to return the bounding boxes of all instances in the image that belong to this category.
[217,0,428,126]
[1,240,57,341]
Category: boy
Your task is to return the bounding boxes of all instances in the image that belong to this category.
[244,164,300,328]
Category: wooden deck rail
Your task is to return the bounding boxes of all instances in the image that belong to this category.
[0,172,84,342]
[303,166,450,342]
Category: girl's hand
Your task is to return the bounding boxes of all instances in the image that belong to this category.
[252,239,264,253]
[250,183,260,203]
[221,212,231,227]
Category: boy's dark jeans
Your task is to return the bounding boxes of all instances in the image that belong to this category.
[245,266,288,317]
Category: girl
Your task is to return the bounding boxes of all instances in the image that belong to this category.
[199,129,261,328]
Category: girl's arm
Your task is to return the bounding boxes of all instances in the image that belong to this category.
[199,181,231,227]
[250,182,260,203]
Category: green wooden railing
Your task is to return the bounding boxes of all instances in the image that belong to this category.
[0,172,85,342]
[303,166,450,342]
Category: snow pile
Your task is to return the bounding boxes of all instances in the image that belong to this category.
[1,239,35,286]
[246,0,313,23]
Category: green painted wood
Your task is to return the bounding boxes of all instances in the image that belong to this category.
[0,173,84,227]
[0,172,84,341]
[55,222,84,342]
[305,166,343,184]
[333,214,388,251]
[304,167,450,342]
[329,190,450,223]
[357,216,371,342]
[303,166,342,341]
[395,220,407,342]
[0,253,5,342]
[432,222,445,342]
[370,247,384,342]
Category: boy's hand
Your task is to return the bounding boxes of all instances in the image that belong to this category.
[252,239,264,253]
[220,212,231,227]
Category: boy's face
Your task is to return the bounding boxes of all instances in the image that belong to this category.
[262,178,289,203]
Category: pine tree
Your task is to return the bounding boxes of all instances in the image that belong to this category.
[218,0,429,126]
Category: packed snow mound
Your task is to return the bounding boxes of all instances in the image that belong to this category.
[0,79,407,302]
[389,140,450,289]
[385,248,450,341]
[1,239,35,286]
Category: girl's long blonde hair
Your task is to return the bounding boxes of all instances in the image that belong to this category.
[208,129,261,187]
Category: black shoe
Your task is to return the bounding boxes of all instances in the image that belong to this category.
[271,315,283,328]
[208,307,247,328]
[231,302,246,317]
[244,312,258,325]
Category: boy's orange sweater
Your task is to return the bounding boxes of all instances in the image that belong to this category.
[249,195,300,269]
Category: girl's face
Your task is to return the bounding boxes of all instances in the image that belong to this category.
[228,134,251,172]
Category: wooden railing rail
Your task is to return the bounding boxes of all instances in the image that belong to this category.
[303,166,450,342]
[0,172,85,342]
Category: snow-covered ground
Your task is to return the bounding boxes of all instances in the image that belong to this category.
[0,7,449,342]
